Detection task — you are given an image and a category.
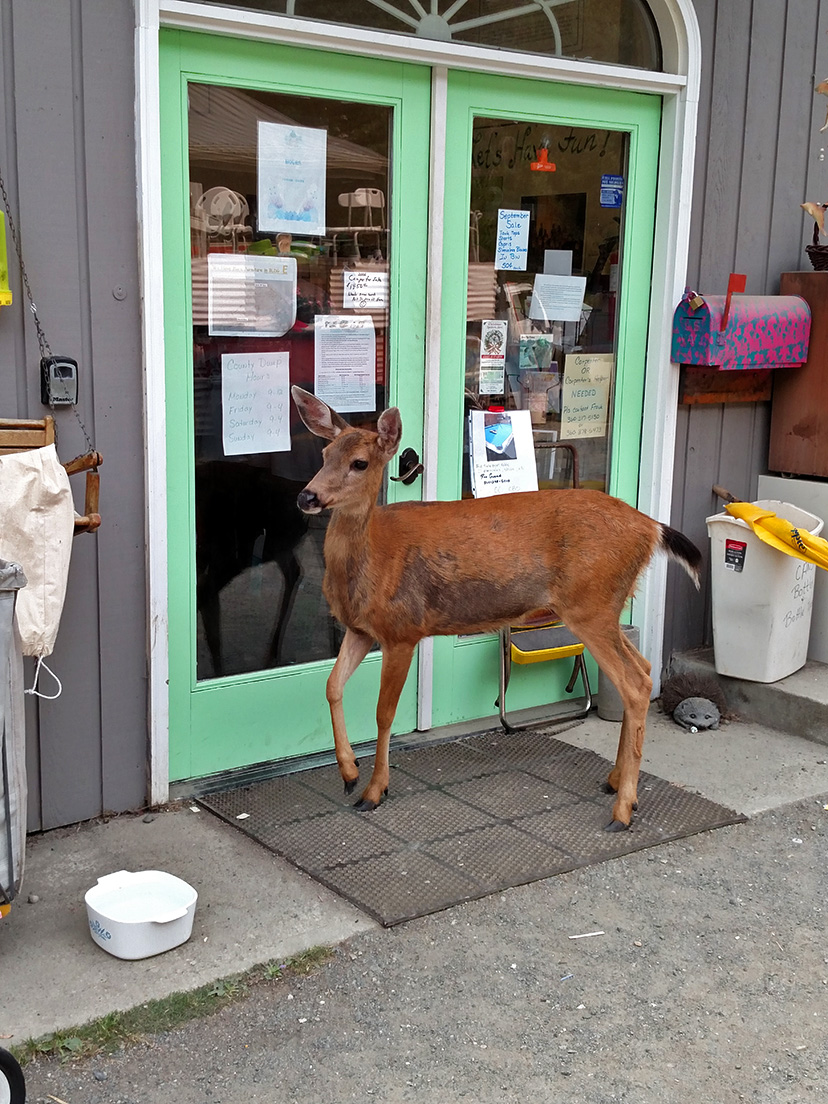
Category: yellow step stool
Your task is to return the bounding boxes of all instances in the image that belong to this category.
[498,619,592,732]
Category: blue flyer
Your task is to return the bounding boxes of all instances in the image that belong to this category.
[600,174,624,208]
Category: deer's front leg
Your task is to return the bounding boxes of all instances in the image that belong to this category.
[355,642,416,812]
[326,628,374,794]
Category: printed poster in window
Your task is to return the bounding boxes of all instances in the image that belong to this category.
[468,409,538,498]
[208,254,297,337]
[559,353,614,439]
[314,316,376,413]
[479,320,507,395]
[258,121,326,236]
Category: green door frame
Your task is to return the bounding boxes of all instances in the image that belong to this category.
[159,31,662,780]
[430,70,662,727]
[159,30,430,782]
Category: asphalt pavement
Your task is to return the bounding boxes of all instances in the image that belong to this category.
[3,699,828,1104]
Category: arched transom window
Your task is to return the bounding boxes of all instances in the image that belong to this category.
[204,1,662,70]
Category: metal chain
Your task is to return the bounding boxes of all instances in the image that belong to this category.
[0,163,96,454]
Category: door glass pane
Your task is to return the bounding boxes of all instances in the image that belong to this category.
[202,1,662,70]
[462,117,629,496]
[189,83,391,680]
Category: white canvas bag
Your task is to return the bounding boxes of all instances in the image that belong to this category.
[0,444,74,667]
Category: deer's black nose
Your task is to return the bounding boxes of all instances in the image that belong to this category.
[297,489,320,513]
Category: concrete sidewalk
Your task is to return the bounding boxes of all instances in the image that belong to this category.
[3,705,828,1045]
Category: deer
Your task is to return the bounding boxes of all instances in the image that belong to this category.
[291,386,701,831]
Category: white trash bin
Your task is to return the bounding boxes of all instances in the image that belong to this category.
[706,499,823,682]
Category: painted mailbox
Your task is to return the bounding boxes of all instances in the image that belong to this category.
[671,288,811,371]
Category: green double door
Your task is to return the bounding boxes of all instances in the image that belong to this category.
[160,30,660,783]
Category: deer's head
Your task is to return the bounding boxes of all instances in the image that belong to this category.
[292,386,402,514]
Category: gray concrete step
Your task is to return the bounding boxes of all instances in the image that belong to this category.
[670,647,828,747]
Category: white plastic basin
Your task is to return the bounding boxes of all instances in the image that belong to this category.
[84,870,198,960]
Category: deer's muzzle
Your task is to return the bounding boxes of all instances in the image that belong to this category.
[297,489,322,514]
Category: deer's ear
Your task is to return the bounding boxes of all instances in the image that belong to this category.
[292,386,350,440]
[376,407,402,458]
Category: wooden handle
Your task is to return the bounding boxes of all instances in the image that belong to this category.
[73,513,102,535]
[712,484,740,503]
[63,450,103,476]
[84,471,100,516]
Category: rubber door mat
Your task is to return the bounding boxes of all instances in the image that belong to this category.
[199,728,746,927]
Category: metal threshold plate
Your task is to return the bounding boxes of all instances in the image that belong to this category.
[199,727,746,927]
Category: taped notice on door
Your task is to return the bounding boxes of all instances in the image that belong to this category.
[559,352,614,439]
[221,351,290,455]
[314,315,376,413]
[479,320,507,395]
[208,254,297,337]
[343,269,388,310]
[468,409,537,498]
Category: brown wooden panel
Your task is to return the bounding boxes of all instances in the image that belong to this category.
[769,271,828,476]
[679,367,773,405]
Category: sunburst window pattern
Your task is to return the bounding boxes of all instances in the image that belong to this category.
[205,1,662,70]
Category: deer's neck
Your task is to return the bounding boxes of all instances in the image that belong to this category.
[322,504,381,627]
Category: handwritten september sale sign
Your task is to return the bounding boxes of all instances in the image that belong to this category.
[559,353,614,439]
[494,209,530,270]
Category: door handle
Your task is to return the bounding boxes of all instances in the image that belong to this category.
[390,446,424,485]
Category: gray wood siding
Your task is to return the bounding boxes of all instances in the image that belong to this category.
[0,0,146,830]
[664,0,828,667]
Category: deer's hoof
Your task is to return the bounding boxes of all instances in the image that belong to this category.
[342,758,360,795]
[353,786,389,813]
[604,818,630,833]
[354,796,380,812]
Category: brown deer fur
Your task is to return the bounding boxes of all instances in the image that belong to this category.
[292,386,701,830]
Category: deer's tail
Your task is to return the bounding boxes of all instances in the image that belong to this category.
[658,524,702,590]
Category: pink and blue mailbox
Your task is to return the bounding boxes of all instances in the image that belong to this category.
[671,288,811,370]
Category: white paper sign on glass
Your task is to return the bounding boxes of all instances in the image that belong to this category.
[494,209,530,270]
[208,254,297,337]
[314,316,376,413]
[528,274,587,323]
[257,121,327,236]
[343,269,389,310]
[468,409,538,498]
[479,320,508,395]
[221,351,291,456]
[559,352,615,439]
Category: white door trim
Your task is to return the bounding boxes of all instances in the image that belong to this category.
[136,0,169,805]
[137,0,702,800]
[417,64,449,733]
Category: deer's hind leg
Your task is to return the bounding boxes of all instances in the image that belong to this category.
[565,615,652,830]
[327,628,374,794]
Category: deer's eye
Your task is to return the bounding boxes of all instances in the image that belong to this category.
[351,459,369,472]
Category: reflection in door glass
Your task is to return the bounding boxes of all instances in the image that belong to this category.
[189,83,391,680]
[463,118,628,498]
